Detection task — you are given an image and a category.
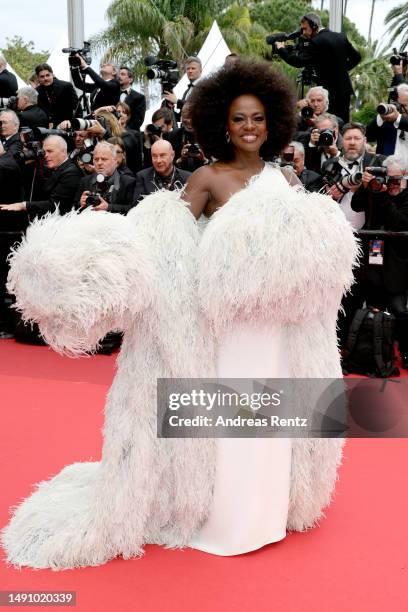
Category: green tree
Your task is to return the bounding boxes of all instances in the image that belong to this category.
[1,36,48,83]
[385,2,408,50]
[91,0,232,79]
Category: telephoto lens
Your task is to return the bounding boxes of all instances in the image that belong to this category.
[377,103,395,116]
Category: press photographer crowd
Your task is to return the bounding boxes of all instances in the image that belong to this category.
[0,11,407,373]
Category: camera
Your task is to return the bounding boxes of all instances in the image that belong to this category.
[390,48,408,66]
[0,96,18,111]
[187,143,201,157]
[265,29,302,53]
[62,42,92,68]
[84,173,111,207]
[366,166,387,192]
[377,102,403,116]
[144,56,179,94]
[322,158,362,193]
[318,128,334,147]
[71,118,99,131]
[301,105,314,120]
[80,151,93,165]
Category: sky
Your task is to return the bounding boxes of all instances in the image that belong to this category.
[0,0,404,61]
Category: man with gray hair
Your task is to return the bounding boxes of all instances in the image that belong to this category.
[0,54,17,99]
[76,141,135,214]
[0,135,82,217]
[0,109,22,158]
[281,141,322,192]
[367,83,408,164]
[17,86,48,129]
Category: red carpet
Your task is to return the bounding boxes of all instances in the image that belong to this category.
[1,340,407,612]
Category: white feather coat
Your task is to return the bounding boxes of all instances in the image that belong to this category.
[1,165,358,569]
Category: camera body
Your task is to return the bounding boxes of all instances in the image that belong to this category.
[365,166,387,192]
[0,96,18,112]
[144,56,179,94]
[377,102,403,116]
[85,173,111,207]
[317,128,335,147]
[265,29,302,53]
[301,105,314,120]
[62,42,92,68]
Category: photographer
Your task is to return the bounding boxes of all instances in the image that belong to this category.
[0,110,22,158]
[0,135,82,217]
[141,108,174,169]
[35,63,78,128]
[350,156,408,367]
[164,103,207,170]
[17,86,48,129]
[71,56,120,112]
[281,141,322,191]
[366,83,408,161]
[76,141,135,214]
[163,56,202,120]
[300,112,340,173]
[0,54,17,98]
[296,86,344,133]
[323,122,384,229]
[132,139,190,205]
[118,67,146,131]
[275,12,361,122]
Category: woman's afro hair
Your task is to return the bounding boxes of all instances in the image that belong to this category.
[187,58,298,161]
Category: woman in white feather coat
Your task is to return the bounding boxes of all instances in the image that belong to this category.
[2,60,358,569]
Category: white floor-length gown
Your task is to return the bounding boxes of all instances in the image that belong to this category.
[190,203,293,556]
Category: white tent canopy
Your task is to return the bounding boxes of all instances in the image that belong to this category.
[142,20,230,128]
[46,33,72,83]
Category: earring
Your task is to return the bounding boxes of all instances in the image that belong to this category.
[225,131,231,143]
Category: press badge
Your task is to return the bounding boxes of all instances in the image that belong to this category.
[368,239,384,265]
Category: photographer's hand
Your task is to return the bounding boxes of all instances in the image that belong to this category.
[392,62,403,76]
[296,98,308,110]
[92,197,109,211]
[326,184,344,201]
[275,42,286,50]
[57,120,72,130]
[76,54,88,71]
[163,91,177,105]
[181,144,190,159]
[325,143,339,157]
[0,202,26,212]
[79,191,90,208]
[381,105,399,122]
[310,128,320,146]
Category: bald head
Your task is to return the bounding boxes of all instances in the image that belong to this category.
[43,135,68,169]
[151,139,175,176]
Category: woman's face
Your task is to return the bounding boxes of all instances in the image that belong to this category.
[114,145,125,166]
[117,105,129,127]
[226,95,267,153]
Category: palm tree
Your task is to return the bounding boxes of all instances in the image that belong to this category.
[91,0,239,79]
[385,2,408,50]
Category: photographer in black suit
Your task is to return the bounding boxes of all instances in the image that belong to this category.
[71,56,120,111]
[76,141,135,214]
[0,135,82,217]
[36,63,78,127]
[17,86,49,129]
[118,67,146,131]
[276,12,361,122]
[0,110,22,158]
[0,54,17,98]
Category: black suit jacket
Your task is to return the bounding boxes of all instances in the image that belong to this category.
[0,69,18,97]
[0,152,25,230]
[133,166,191,205]
[2,133,23,159]
[163,127,195,159]
[74,171,136,215]
[351,186,408,293]
[71,66,120,110]
[37,77,78,127]
[121,89,146,131]
[122,129,143,175]
[19,105,49,129]
[26,159,82,217]
[278,29,361,122]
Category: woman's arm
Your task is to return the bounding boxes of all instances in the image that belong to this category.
[182,165,212,219]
